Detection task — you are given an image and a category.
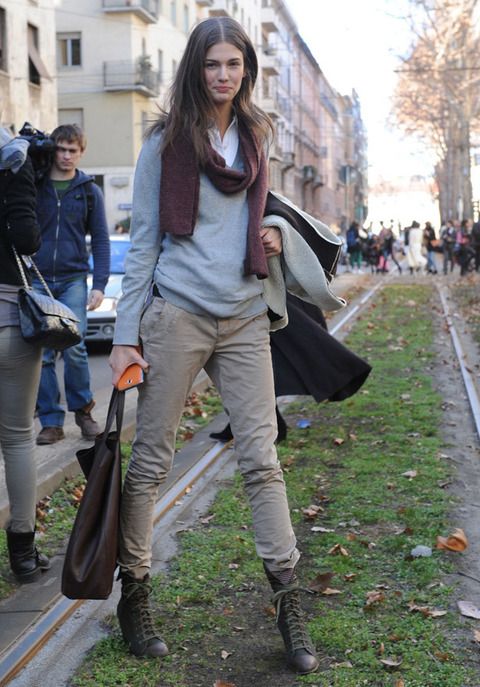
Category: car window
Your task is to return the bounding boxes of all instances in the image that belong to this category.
[88,239,130,274]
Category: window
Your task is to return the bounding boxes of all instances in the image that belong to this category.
[28,23,49,85]
[58,108,84,128]
[170,0,176,26]
[183,4,189,33]
[0,8,6,72]
[172,59,177,79]
[57,32,81,67]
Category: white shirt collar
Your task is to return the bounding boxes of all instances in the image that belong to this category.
[208,115,239,167]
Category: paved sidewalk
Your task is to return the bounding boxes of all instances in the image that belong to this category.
[0,270,373,528]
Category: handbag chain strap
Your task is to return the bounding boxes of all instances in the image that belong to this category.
[11,244,55,299]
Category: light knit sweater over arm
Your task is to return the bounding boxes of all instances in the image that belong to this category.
[113,133,163,345]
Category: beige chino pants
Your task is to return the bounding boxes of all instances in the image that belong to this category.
[119,296,300,578]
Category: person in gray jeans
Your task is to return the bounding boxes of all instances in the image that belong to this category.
[109,17,319,675]
[0,130,50,583]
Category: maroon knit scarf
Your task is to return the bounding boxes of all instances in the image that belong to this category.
[159,122,269,279]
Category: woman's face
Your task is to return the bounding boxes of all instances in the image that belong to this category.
[204,42,246,112]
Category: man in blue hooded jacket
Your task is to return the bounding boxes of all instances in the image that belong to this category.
[34,124,110,445]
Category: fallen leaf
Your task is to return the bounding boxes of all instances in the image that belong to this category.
[394,679,405,687]
[321,587,342,595]
[200,514,216,525]
[344,573,357,582]
[434,650,452,661]
[401,469,417,479]
[328,543,349,557]
[309,571,334,592]
[332,660,353,668]
[365,590,386,607]
[458,600,480,619]
[214,681,237,687]
[380,656,403,669]
[473,629,480,644]
[333,437,345,445]
[263,605,276,617]
[302,504,324,520]
[408,602,447,617]
[436,528,468,552]
[220,649,231,660]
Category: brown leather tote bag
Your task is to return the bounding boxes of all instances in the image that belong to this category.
[61,389,124,600]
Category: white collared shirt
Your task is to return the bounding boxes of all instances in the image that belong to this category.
[208,117,239,167]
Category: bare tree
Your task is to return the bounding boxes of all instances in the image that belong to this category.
[393,0,480,220]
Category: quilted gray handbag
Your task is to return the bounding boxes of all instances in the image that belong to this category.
[12,245,81,351]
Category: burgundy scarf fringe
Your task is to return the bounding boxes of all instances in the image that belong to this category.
[160,124,269,279]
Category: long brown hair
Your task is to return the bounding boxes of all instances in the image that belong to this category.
[150,17,273,163]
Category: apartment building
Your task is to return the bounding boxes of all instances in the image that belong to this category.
[45,0,367,229]
[0,0,57,134]
[56,0,200,229]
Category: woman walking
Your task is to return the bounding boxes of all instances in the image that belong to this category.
[0,129,50,582]
[109,17,319,674]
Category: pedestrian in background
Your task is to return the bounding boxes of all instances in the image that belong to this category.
[346,221,363,273]
[0,128,50,582]
[423,221,438,274]
[455,218,472,276]
[109,17,319,674]
[471,220,480,272]
[406,220,426,274]
[440,219,456,274]
[33,124,110,445]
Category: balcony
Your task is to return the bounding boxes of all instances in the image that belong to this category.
[261,52,280,76]
[262,95,281,119]
[261,6,279,33]
[103,60,159,97]
[102,0,158,24]
[208,0,238,17]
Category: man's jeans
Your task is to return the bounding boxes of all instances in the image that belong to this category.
[33,275,93,428]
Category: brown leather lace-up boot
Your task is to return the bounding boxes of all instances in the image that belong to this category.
[264,564,319,674]
[117,572,169,658]
[74,400,100,440]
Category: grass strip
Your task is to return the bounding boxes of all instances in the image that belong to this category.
[70,284,478,686]
[19,283,480,686]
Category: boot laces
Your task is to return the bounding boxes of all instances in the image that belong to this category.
[272,585,315,653]
[124,580,159,642]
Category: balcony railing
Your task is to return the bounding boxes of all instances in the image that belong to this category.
[261,52,280,76]
[208,0,229,17]
[261,6,279,33]
[103,60,159,97]
[102,0,158,24]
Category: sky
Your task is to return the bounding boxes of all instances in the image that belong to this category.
[284,0,435,183]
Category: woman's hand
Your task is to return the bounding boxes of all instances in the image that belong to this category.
[109,345,149,387]
[260,226,282,257]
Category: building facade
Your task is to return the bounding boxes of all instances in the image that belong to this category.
[0,0,57,135]
[55,0,200,229]
[1,0,367,232]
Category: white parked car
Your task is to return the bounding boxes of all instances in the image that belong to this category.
[86,234,130,342]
